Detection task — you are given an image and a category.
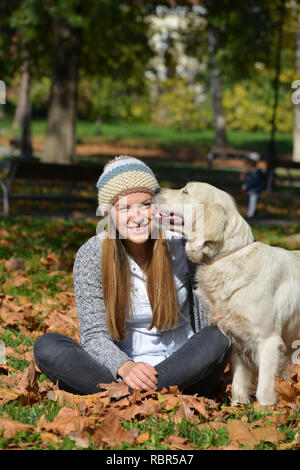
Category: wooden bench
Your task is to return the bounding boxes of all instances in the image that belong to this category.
[269,159,300,194]
[207,148,300,194]
[0,156,104,216]
[207,146,262,167]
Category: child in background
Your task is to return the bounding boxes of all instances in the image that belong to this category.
[240,157,264,219]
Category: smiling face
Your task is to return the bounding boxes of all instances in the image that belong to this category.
[110,192,153,244]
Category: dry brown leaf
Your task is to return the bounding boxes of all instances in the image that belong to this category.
[251,425,286,444]
[97,381,130,400]
[227,420,258,449]
[162,435,194,450]
[207,444,242,450]
[47,389,109,413]
[172,402,199,425]
[0,418,32,439]
[39,431,60,445]
[209,421,227,431]
[4,257,26,271]
[0,364,19,375]
[137,398,165,416]
[37,407,89,436]
[116,403,147,421]
[92,412,138,447]
[178,399,200,424]
[0,387,19,405]
[48,389,76,408]
[18,294,30,305]
[68,431,90,448]
[40,252,61,268]
[275,378,297,401]
[12,274,30,287]
[181,395,208,419]
[135,430,150,444]
[162,385,180,394]
[278,437,300,450]
[43,310,78,337]
[110,396,130,408]
[161,394,179,411]
[12,360,41,403]
[38,380,55,395]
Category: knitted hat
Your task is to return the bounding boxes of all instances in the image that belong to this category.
[96,155,160,216]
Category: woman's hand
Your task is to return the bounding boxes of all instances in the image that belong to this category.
[117,360,158,391]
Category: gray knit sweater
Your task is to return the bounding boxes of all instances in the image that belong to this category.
[73,231,208,381]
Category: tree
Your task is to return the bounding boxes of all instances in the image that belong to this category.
[43,16,80,164]
[0,0,52,158]
[1,1,153,164]
[42,1,152,164]
[205,5,227,147]
[182,1,280,147]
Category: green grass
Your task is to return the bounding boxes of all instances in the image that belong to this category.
[0,216,299,450]
[0,429,82,450]
[0,399,62,425]
[0,215,95,303]
[0,118,293,156]
[120,415,230,450]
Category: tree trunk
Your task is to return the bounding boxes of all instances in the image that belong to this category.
[12,56,33,158]
[293,6,300,162]
[43,18,80,164]
[207,21,228,148]
[12,58,31,130]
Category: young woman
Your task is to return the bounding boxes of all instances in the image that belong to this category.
[34,155,230,397]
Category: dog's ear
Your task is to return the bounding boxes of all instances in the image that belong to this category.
[185,203,226,264]
[203,203,227,243]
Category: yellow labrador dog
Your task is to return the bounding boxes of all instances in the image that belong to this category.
[152,182,300,405]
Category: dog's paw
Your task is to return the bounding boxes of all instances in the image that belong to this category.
[231,398,251,406]
[231,384,251,405]
[256,391,277,406]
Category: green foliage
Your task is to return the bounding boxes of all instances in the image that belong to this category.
[1,1,298,134]
[151,77,212,131]
[77,75,151,123]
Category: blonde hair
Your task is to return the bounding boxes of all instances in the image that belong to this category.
[101,222,182,342]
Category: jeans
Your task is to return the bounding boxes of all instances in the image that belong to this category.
[33,326,231,398]
[246,193,259,218]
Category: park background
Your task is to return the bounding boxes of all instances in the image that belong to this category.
[0,0,299,451]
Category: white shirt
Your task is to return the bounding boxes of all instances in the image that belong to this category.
[116,230,195,366]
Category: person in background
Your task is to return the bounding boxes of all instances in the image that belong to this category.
[240,157,264,219]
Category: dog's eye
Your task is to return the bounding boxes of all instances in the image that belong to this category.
[182,188,188,195]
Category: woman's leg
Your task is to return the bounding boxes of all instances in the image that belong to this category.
[34,326,230,398]
[155,326,231,398]
[33,332,115,395]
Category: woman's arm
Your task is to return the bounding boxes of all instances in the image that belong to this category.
[73,235,131,381]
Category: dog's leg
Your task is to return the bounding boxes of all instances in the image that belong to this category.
[230,347,255,405]
[256,335,287,406]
